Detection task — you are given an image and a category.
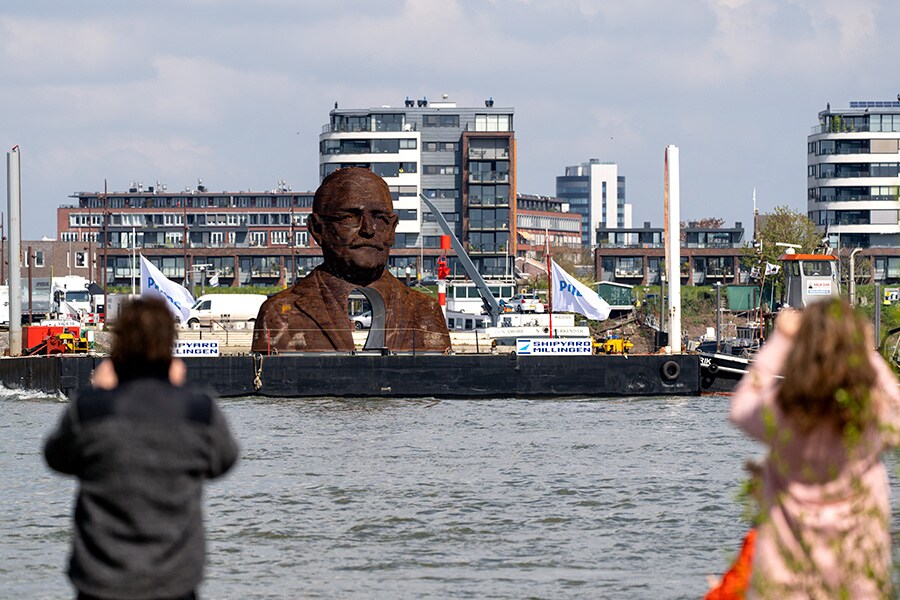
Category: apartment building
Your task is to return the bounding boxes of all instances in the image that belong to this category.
[59,182,325,287]
[556,160,632,247]
[594,221,746,286]
[515,194,582,258]
[808,99,900,282]
[320,96,516,277]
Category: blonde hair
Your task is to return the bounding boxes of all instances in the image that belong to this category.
[777,299,876,436]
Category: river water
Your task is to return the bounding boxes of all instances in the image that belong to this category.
[2,389,898,599]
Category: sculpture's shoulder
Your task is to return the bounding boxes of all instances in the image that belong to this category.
[379,273,439,309]
[257,276,323,325]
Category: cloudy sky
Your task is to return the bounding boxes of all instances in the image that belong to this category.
[1,0,897,239]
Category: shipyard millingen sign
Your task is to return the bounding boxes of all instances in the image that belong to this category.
[515,338,593,355]
[174,340,220,357]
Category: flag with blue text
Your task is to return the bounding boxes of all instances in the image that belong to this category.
[550,259,611,321]
[140,255,195,323]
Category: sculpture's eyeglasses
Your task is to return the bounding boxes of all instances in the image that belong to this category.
[320,210,396,231]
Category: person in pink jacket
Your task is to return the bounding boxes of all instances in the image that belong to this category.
[730,298,900,599]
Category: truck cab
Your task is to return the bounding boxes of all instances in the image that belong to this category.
[51,276,93,319]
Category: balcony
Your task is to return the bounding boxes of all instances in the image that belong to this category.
[321,122,417,134]
[468,148,510,160]
[468,171,510,184]
[467,244,508,255]
[468,196,510,207]
[614,268,644,278]
[810,123,872,135]
[703,268,735,278]
[599,242,664,248]
[468,221,510,231]
[685,242,741,249]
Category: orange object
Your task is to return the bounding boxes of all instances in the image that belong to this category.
[437,256,450,280]
[705,528,756,600]
[440,235,451,250]
[22,326,80,349]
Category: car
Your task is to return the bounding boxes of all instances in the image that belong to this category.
[418,275,439,286]
[351,310,372,329]
[509,293,545,313]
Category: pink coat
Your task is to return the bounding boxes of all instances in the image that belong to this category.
[730,331,900,599]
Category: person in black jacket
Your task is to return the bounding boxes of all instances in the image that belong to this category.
[44,298,239,600]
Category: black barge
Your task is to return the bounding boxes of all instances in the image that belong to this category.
[0,353,701,398]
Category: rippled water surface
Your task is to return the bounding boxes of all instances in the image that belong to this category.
[3,390,898,599]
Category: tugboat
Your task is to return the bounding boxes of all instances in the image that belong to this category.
[700,248,840,394]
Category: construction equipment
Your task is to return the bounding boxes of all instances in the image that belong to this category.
[595,334,634,355]
[24,328,91,355]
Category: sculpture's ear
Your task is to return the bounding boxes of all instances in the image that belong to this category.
[308,213,324,246]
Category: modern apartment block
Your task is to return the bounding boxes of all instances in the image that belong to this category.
[59,182,330,288]
[808,100,900,246]
[556,160,632,247]
[594,221,746,286]
[515,194,582,258]
[320,96,516,277]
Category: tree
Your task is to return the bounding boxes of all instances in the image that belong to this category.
[743,205,821,284]
[680,218,725,243]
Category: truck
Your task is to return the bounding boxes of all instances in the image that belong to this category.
[50,275,93,320]
[186,293,268,328]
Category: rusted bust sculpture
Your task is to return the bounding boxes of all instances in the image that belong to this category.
[251,167,451,353]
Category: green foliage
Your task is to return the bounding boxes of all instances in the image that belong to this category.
[634,285,718,319]
[743,206,821,287]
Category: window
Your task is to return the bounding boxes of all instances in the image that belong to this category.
[295,231,308,247]
[802,261,832,276]
[399,138,417,149]
[423,189,459,199]
[210,232,224,246]
[425,141,458,152]
[468,138,509,159]
[393,233,418,248]
[75,251,88,268]
[372,163,400,177]
[422,114,460,127]
[396,209,418,220]
[475,114,512,131]
[374,114,404,132]
[250,231,267,246]
[61,232,78,242]
[371,139,399,153]
[469,185,510,205]
[423,165,459,175]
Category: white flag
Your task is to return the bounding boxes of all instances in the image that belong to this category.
[765,262,781,276]
[209,272,220,288]
[140,255,195,323]
[550,259,611,321]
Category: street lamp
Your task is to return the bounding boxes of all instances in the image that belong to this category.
[192,263,212,295]
[849,247,862,305]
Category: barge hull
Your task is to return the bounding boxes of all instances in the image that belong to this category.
[0,354,700,399]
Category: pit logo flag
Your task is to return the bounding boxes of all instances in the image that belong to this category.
[140,255,195,323]
[764,262,781,276]
[550,259,611,321]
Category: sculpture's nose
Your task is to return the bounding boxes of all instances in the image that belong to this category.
[358,212,376,236]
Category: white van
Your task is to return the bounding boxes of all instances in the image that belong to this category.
[187,294,268,328]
